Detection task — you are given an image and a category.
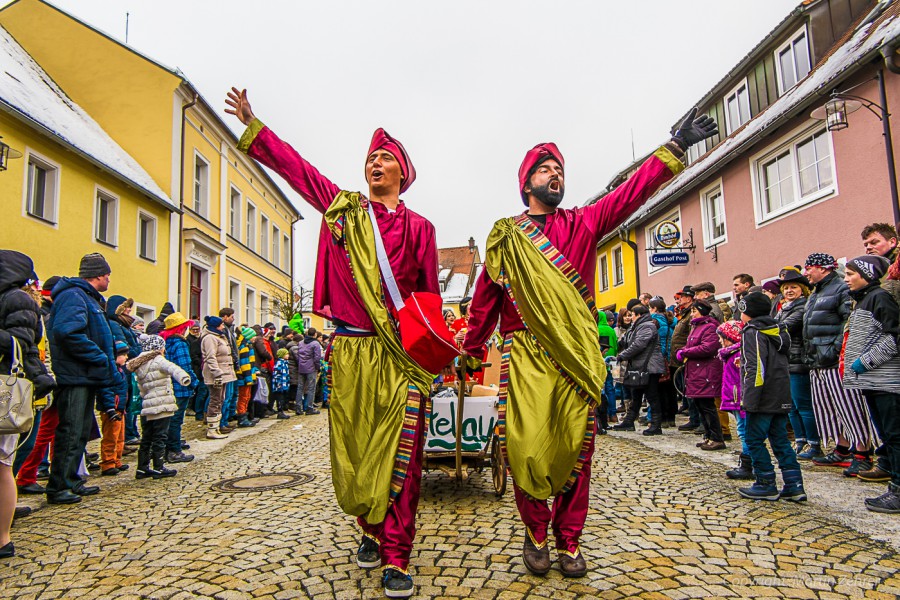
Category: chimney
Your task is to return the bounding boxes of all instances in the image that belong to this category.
[468,237,475,253]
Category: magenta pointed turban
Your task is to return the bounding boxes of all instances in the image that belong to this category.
[518,142,564,205]
[367,128,416,193]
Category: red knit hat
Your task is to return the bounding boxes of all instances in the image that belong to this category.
[716,320,744,344]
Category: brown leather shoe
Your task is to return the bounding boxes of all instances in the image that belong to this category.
[558,549,587,578]
[219,425,235,434]
[858,464,892,482]
[522,532,550,575]
[701,440,727,451]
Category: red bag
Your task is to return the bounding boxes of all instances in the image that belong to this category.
[367,201,461,375]
[395,292,461,374]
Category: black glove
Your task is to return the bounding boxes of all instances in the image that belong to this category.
[32,373,56,400]
[105,408,122,422]
[672,107,718,150]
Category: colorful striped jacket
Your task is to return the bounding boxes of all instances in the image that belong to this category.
[236,333,258,387]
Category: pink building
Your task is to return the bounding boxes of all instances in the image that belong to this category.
[594,0,900,305]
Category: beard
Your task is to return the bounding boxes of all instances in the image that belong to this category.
[530,181,565,208]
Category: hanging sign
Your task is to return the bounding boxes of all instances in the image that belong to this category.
[649,252,690,266]
[654,220,681,249]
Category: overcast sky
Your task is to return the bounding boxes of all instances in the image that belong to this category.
[17,0,801,287]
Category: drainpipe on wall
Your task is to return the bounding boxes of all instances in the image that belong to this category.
[289,214,302,311]
[618,226,641,296]
[175,92,198,312]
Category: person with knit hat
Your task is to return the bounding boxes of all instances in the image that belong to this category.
[675,300,726,451]
[234,326,259,428]
[226,90,439,597]
[161,313,198,463]
[44,252,118,504]
[842,255,900,507]
[126,335,191,480]
[462,110,716,579]
[735,292,805,502]
[271,348,292,420]
[200,316,236,439]
[145,302,176,336]
[96,341,130,476]
[802,252,876,472]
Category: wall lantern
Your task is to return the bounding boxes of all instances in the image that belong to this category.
[0,136,23,172]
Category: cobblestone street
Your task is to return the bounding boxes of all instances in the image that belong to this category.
[3,413,900,600]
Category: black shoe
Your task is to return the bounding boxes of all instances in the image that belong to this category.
[117,464,130,472]
[136,468,160,480]
[357,535,381,569]
[181,441,190,450]
[13,506,32,520]
[294,409,304,416]
[843,455,873,478]
[86,452,99,462]
[866,483,900,514]
[47,490,82,505]
[382,568,414,598]
[305,408,321,416]
[165,451,195,463]
[611,421,635,431]
[0,541,13,558]
[678,422,700,432]
[86,462,100,472]
[157,467,177,478]
[726,454,754,480]
[36,467,50,480]
[17,482,45,495]
[73,484,100,496]
[125,438,141,446]
[100,468,120,477]
[722,434,733,441]
[642,427,663,436]
[276,411,290,420]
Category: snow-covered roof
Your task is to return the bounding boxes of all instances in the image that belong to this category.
[0,26,173,208]
[441,272,469,303]
[622,13,900,230]
[438,268,451,282]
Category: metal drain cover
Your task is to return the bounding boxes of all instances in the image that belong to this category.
[212,472,314,492]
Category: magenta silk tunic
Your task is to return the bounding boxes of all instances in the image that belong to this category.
[463,152,680,361]
[245,126,439,330]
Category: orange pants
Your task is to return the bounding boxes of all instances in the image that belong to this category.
[100,412,125,470]
[237,386,252,415]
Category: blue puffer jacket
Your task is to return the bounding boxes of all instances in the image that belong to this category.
[651,313,676,360]
[48,277,119,387]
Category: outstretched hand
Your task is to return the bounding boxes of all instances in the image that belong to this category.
[673,107,718,149]
[225,87,256,126]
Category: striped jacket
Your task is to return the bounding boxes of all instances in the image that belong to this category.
[236,333,258,387]
[843,283,900,393]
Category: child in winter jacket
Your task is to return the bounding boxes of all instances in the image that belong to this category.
[717,321,751,481]
[736,292,805,502]
[126,334,191,480]
[96,341,130,476]
[272,348,292,420]
[842,255,900,513]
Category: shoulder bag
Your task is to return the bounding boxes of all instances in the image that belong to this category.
[367,201,460,375]
[623,327,654,388]
[0,337,35,436]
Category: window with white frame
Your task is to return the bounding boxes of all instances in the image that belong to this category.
[612,246,624,286]
[724,79,751,135]
[135,305,155,323]
[599,254,610,292]
[271,225,280,267]
[260,215,269,260]
[246,202,256,249]
[645,210,681,273]
[700,183,727,249]
[754,127,834,222]
[193,152,210,217]
[775,26,811,95]
[229,186,241,239]
[95,189,119,246]
[686,141,704,166]
[25,153,59,224]
[245,288,256,324]
[229,280,241,314]
[260,294,269,322]
[282,234,290,272]
[138,212,157,261]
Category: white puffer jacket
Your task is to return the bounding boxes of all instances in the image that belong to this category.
[127,350,191,420]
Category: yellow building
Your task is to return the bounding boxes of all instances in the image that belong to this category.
[595,229,638,313]
[0,24,175,312]
[0,0,302,325]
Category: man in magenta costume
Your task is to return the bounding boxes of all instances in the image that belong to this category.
[226,88,437,598]
[462,109,717,577]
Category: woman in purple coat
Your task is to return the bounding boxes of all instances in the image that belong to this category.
[675,300,726,450]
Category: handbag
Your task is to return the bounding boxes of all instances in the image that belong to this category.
[623,333,654,388]
[252,377,269,404]
[0,338,35,435]
[367,201,460,375]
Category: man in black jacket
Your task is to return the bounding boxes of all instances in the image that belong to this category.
[802,253,875,473]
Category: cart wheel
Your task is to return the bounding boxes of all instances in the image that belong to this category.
[491,434,507,496]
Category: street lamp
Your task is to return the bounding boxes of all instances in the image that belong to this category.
[0,135,23,172]
[810,69,899,226]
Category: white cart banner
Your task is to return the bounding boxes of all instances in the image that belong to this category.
[426,396,499,452]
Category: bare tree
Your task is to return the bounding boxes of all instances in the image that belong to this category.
[268,281,313,323]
